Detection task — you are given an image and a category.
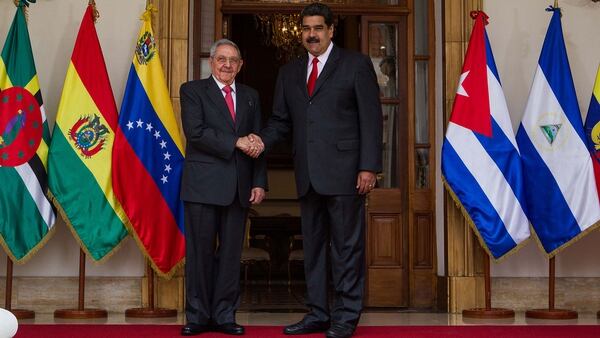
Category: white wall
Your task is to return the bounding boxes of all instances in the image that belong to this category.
[482,0,600,277]
[0,0,147,277]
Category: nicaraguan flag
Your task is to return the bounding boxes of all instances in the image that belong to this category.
[516,6,600,257]
[442,11,530,260]
[112,5,185,278]
[584,64,600,199]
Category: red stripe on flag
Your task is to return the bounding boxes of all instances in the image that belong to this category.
[449,11,492,137]
[70,5,118,129]
[113,128,185,274]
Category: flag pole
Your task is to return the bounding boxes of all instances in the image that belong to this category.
[4,257,35,319]
[125,260,177,318]
[54,249,107,319]
[525,256,577,319]
[462,253,514,319]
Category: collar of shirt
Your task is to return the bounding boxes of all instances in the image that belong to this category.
[212,75,237,94]
[307,42,334,80]
[212,76,237,110]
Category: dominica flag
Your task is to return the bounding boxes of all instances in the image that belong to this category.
[442,11,530,260]
[112,5,185,278]
[516,6,600,257]
[584,64,600,199]
[48,4,129,261]
[0,2,56,263]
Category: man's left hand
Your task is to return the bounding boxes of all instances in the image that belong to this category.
[356,171,377,195]
[249,187,266,204]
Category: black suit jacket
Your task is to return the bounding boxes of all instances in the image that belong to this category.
[180,77,267,207]
[261,45,383,197]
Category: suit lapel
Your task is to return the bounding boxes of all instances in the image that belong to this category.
[205,78,235,129]
[297,54,309,100]
[311,45,340,97]
[234,85,248,132]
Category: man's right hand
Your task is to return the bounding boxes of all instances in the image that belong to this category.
[236,134,264,158]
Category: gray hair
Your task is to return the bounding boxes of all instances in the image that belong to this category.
[209,39,242,58]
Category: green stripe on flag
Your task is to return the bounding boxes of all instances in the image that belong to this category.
[48,129,128,261]
[0,7,36,87]
[0,169,50,261]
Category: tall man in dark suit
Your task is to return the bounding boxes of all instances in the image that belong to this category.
[253,3,383,338]
[179,39,267,336]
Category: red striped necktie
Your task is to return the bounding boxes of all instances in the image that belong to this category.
[307,57,319,96]
[223,85,235,121]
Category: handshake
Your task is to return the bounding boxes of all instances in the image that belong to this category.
[236,133,264,158]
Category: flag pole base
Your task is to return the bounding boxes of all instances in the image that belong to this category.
[462,308,515,319]
[125,307,177,318]
[10,309,35,320]
[525,309,577,320]
[54,308,107,319]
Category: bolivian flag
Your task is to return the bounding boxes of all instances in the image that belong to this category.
[48,4,128,261]
[0,3,56,263]
[112,6,185,278]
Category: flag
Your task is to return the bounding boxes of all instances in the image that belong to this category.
[48,4,129,261]
[516,6,600,257]
[441,11,530,260]
[112,6,185,278]
[0,3,56,262]
[584,64,600,199]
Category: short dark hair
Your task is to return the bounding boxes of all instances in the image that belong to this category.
[300,2,334,27]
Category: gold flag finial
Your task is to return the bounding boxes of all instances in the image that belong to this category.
[88,0,100,23]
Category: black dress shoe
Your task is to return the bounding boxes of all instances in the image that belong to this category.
[181,323,211,336]
[214,322,245,335]
[283,318,329,335]
[325,323,356,338]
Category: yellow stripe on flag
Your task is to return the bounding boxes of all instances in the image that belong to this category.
[0,59,14,90]
[593,65,600,101]
[25,75,40,97]
[54,62,128,225]
[132,21,184,154]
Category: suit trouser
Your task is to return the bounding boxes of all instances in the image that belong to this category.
[300,186,366,326]
[183,200,246,325]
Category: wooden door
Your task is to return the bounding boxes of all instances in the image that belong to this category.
[361,16,409,307]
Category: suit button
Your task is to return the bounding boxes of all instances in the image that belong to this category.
[309,101,312,105]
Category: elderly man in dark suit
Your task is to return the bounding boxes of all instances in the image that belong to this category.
[179,38,267,336]
[250,3,383,338]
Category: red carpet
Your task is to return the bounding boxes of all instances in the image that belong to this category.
[15,325,600,337]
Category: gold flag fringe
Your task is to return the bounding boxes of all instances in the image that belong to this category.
[442,176,531,263]
[48,190,129,265]
[121,215,184,280]
[529,214,600,259]
[0,214,56,265]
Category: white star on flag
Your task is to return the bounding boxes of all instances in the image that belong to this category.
[456,70,470,97]
[159,140,167,149]
[126,121,134,130]
[164,164,172,173]
[154,130,161,139]
[136,119,144,128]
[160,175,168,184]
[163,152,171,160]
[146,123,153,131]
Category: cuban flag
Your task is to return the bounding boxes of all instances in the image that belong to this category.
[516,6,600,257]
[112,6,185,277]
[442,11,530,260]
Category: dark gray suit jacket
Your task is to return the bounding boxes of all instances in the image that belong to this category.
[261,45,383,197]
[180,77,267,207]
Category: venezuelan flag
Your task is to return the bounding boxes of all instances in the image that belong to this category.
[584,64,600,200]
[112,5,185,278]
[48,4,129,261]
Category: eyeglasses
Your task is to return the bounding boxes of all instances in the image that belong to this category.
[213,56,242,65]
